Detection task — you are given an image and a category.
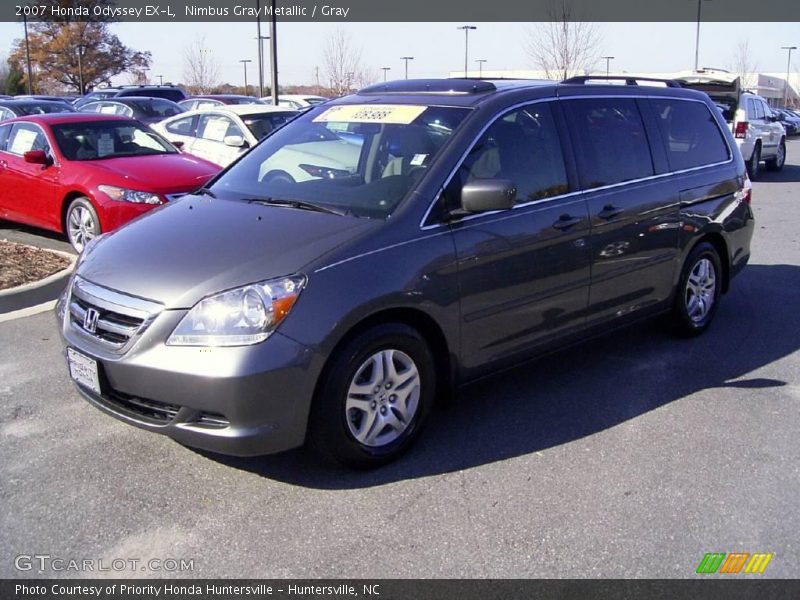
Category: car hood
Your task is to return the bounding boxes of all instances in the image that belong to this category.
[82,154,218,193]
[76,196,380,309]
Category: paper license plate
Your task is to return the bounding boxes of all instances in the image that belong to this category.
[67,347,101,395]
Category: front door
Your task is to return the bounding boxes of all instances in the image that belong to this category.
[450,102,591,376]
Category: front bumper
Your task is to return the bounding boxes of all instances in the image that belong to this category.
[56,287,322,457]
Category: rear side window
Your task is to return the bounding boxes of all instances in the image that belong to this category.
[165,115,195,136]
[563,98,654,189]
[651,99,730,170]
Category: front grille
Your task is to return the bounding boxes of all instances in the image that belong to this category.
[68,277,163,351]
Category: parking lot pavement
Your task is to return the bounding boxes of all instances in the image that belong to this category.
[1,140,799,579]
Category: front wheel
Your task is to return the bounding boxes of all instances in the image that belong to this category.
[65,197,101,253]
[765,140,786,172]
[308,324,436,468]
[671,242,722,337]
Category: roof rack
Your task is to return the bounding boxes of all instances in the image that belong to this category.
[118,84,177,89]
[562,76,682,88]
[358,79,497,95]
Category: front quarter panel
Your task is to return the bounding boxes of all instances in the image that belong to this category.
[278,227,461,370]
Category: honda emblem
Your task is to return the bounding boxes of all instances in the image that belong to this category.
[83,308,99,333]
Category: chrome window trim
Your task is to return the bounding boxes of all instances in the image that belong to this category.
[72,276,163,320]
[418,93,734,232]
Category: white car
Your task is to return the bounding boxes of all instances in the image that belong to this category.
[676,70,786,179]
[152,105,298,167]
[261,94,329,109]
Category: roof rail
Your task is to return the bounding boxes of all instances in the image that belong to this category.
[562,76,682,88]
[358,79,497,95]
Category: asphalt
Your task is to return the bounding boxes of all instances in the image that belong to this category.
[1,140,799,579]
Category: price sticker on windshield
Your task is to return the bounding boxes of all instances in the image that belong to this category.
[313,104,427,125]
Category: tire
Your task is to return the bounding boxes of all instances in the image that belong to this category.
[308,323,436,469]
[65,197,101,253]
[746,143,761,180]
[671,242,723,337]
[765,139,786,172]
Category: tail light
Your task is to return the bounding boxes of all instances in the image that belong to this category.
[734,121,748,139]
[739,176,752,205]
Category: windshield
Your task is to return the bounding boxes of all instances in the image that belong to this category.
[18,103,73,115]
[130,99,183,118]
[241,111,296,140]
[52,120,177,160]
[211,103,470,218]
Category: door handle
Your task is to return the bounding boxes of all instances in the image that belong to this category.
[552,215,583,230]
[598,204,624,220]
[0,160,6,168]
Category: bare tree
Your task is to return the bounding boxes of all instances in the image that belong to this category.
[126,69,149,85]
[182,35,220,94]
[525,1,601,80]
[322,30,371,96]
[727,39,758,89]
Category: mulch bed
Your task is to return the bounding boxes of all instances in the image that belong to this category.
[0,240,72,291]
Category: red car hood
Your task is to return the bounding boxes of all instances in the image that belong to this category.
[81,153,219,193]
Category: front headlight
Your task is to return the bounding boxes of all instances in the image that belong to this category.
[166,275,306,347]
[98,185,162,205]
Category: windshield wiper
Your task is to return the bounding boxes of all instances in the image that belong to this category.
[243,197,349,217]
[195,187,217,199]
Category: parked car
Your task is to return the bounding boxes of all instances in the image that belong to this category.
[262,94,329,108]
[178,95,265,110]
[14,94,77,105]
[57,77,754,468]
[79,97,185,125]
[0,99,75,121]
[772,108,800,136]
[0,113,220,252]
[152,105,298,167]
[74,85,187,109]
[676,70,786,179]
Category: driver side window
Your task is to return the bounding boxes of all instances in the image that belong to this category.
[447,102,568,209]
[7,123,50,156]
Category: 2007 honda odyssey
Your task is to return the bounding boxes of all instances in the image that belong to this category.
[57,77,754,467]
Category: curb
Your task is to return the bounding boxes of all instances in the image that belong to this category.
[0,247,76,315]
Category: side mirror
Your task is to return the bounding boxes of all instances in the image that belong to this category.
[24,150,52,166]
[223,135,248,148]
[171,140,185,150]
[767,114,779,122]
[460,179,516,213]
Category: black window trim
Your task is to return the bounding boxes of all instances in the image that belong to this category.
[419,94,734,231]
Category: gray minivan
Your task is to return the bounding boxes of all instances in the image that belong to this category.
[57,78,754,467]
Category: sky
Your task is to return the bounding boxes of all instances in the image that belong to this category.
[0,21,798,89]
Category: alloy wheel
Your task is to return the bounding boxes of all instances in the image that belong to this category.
[685,257,717,323]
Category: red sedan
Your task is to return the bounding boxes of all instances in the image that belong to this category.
[0,113,221,251]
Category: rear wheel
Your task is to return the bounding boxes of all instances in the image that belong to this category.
[765,139,786,171]
[308,323,435,468]
[671,242,722,337]
[65,197,100,253]
[746,143,761,180]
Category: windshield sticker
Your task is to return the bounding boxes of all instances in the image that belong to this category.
[99,105,118,115]
[410,154,428,166]
[313,104,427,125]
[97,133,115,157]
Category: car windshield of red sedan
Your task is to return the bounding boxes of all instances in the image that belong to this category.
[51,120,177,161]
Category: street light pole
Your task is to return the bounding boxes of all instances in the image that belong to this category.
[601,56,614,77]
[381,67,391,82]
[256,0,264,97]
[694,0,712,71]
[157,74,164,86]
[476,59,487,78]
[240,59,252,95]
[781,46,797,107]
[401,56,414,80]
[23,13,33,94]
[77,44,86,95]
[269,0,278,105]
[457,25,477,78]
